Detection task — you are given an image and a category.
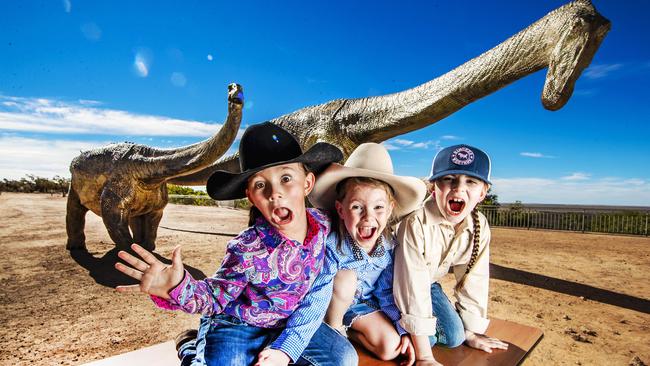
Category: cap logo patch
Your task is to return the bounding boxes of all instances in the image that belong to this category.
[451,147,474,165]
[272,134,279,143]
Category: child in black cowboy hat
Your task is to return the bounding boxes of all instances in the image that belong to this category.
[115,122,358,366]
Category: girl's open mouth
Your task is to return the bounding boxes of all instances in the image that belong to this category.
[448,198,466,215]
[272,207,293,225]
[357,226,377,240]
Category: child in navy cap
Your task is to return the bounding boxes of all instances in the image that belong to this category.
[393,144,508,365]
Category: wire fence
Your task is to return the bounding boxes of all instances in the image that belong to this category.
[479,205,650,236]
[168,195,650,237]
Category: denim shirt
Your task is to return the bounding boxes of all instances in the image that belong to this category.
[281,229,407,349]
[327,231,406,335]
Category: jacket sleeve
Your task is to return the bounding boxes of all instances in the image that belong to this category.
[372,250,407,336]
[151,237,251,316]
[393,213,437,335]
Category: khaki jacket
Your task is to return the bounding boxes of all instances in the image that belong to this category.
[393,197,491,335]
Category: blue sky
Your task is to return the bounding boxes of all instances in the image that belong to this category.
[1,1,649,205]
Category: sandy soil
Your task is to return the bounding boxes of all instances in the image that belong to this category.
[0,193,648,366]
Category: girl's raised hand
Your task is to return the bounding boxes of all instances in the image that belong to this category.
[115,244,185,299]
[464,330,509,353]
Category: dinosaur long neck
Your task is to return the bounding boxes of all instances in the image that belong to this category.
[143,102,243,184]
[344,0,607,142]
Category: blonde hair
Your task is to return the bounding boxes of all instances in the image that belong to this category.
[333,177,397,253]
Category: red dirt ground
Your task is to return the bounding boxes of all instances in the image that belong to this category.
[0,193,648,365]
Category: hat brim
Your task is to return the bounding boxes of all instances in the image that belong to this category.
[207,142,343,200]
[428,170,492,185]
[309,163,427,219]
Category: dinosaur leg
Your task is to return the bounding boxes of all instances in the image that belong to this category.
[65,187,89,250]
[129,216,145,245]
[100,189,134,250]
[140,209,164,251]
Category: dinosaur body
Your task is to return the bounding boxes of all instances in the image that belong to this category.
[170,0,610,186]
[66,84,244,251]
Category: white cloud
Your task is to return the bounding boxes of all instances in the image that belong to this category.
[584,63,622,79]
[521,152,555,159]
[393,139,414,146]
[491,176,650,206]
[62,0,71,13]
[134,52,150,77]
[0,95,237,137]
[381,142,400,151]
[385,138,440,150]
[562,172,590,181]
[440,135,460,140]
[0,136,106,179]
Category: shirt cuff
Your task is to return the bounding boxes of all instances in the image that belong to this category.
[399,313,437,336]
[148,270,190,310]
[269,336,303,363]
[457,308,490,334]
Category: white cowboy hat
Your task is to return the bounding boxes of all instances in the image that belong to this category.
[309,143,426,219]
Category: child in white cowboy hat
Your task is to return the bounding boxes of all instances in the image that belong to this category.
[303,142,427,365]
[114,122,358,366]
[393,144,508,366]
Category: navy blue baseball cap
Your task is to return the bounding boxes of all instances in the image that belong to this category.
[428,144,492,184]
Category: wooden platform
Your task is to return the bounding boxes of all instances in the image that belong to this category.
[357,318,543,366]
[82,341,178,366]
[83,319,542,366]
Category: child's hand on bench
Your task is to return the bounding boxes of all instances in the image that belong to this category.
[115,243,185,299]
[464,330,509,353]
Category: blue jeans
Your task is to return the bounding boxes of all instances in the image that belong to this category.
[342,301,378,329]
[428,282,466,348]
[179,314,358,366]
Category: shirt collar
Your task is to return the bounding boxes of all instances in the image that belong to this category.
[423,196,474,234]
[344,232,386,261]
[255,209,324,252]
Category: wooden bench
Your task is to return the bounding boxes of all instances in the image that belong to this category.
[356,319,543,366]
[84,319,542,366]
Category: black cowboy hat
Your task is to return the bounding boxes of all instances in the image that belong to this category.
[206,122,343,200]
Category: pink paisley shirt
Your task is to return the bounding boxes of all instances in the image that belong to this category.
[151,208,330,329]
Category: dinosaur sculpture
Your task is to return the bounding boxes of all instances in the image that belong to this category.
[66,83,244,251]
[169,0,610,185]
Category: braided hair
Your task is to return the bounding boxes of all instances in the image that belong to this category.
[455,207,481,291]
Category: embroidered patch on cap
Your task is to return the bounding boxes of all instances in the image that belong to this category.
[451,147,474,165]
[272,134,279,143]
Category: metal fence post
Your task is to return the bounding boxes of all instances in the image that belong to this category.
[581,210,586,233]
[645,213,648,236]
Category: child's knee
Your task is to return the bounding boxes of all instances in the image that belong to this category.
[442,328,466,348]
[375,339,402,361]
[332,270,357,303]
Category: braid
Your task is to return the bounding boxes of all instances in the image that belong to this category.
[466,208,481,273]
[455,208,481,291]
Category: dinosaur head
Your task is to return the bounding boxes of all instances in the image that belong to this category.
[228,83,244,105]
[542,1,611,111]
